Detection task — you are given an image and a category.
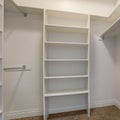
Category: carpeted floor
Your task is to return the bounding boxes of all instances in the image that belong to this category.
[13,106,120,120]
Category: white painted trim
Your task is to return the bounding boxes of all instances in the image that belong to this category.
[4,108,42,120]
[91,99,116,108]
[4,99,116,120]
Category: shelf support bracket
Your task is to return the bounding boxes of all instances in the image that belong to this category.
[98,36,104,41]
[10,0,27,17]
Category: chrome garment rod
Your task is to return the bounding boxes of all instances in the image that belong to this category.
[4,65,31,72]
[10,0,27,17]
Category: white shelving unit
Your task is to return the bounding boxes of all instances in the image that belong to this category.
[43,9,90,120]
[0,0,3,120]
[45,24,89,33]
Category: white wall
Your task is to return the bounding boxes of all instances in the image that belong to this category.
[117,0,120,5]
[115,36,120,109]
[4,12,43,119]
[4,11,117,119]
[14,0,117,17]
[90,17,116,107]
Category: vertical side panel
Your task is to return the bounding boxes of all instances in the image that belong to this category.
[43,9,49,120]
[87,15,90,117]
[0,0,3,119]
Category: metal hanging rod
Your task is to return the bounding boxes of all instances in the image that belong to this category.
[4,65,31,72]
[10,0,27,17]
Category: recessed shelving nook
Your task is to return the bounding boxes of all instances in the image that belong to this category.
[0,0,3,120]
[43,9,90,120]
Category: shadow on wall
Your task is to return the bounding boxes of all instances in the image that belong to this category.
[6,70,25,111]
[102,36,116,62]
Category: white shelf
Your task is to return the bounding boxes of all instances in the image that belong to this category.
[45,41,88,46]
[45,88,88,97]
[45,24,88,33]
[45,9,89,30]
[100,16,120,39]
[44,59,88,62]
[45,75,88,79]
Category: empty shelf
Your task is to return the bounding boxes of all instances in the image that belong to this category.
[44,75,88,79]
[45,59,88,62]
[45,24,88,33]
[45,88,88,97]
[45,41,88,46]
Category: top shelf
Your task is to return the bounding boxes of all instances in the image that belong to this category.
[45,9,89,28]
[100,16,120,39]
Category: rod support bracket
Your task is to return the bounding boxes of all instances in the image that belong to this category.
[98,36,104,41]
[11,0,27,17]
[23,13,27,17]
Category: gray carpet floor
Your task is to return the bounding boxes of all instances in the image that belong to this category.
[13,106,120,120]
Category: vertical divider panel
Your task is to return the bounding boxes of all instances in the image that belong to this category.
[2,2,3,120]
[43,9,49,120]
[0,0,3,120]
[87,15,91,117]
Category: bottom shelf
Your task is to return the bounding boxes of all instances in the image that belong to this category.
[45,88,88,97]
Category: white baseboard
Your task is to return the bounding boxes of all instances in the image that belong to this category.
[5,98,116,120]
[91,99,116,108]
[5,108,42,120]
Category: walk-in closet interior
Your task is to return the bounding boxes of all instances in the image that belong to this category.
[0,0,120,120]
